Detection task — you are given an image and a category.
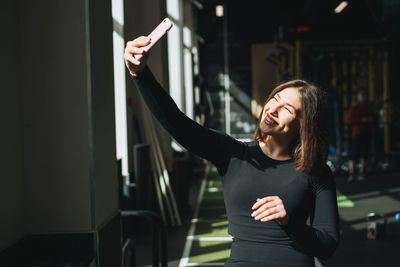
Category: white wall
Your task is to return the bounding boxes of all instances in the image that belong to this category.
[19,0,92,233]
[251,43,278,117]
[112,0,130,178]
[88,0,119,229]
[124,0,173,170]
[0,0,25,250]
[1,0,119,250]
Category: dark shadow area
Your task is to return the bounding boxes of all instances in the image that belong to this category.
[324,171,400,266]
[124,174,203,267]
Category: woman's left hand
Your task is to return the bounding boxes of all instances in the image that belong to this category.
[251,196,289,225]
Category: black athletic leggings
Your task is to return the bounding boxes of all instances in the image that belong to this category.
[224,238,316,267]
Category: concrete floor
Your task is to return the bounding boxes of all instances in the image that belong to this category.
[130,169,400,267]
[323,171,400,267]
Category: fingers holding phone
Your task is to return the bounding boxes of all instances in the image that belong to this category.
[124,36,151,77]
[124,18,173,77]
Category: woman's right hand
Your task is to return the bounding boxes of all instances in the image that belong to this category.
[124,36,151,77]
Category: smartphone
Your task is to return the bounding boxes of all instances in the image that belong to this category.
[134,18,173,60]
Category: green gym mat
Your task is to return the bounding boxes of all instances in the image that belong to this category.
[188,240,231,263]
[337,189,355,207]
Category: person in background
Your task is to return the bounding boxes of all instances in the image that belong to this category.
[347,89,374,182]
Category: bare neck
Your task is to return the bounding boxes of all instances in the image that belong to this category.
[258,136,293,160]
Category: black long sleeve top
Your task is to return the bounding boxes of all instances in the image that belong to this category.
[132,66,340,262]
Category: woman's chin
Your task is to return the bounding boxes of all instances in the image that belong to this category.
[260,126,287,137]
[260,127,275,136]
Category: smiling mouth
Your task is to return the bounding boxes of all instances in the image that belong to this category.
[264,113,277,126]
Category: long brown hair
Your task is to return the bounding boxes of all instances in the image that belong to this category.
[253,80,329,174]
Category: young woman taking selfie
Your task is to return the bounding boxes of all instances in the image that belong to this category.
[124,36,340,267]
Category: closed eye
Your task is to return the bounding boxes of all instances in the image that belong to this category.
[276,93,297,114]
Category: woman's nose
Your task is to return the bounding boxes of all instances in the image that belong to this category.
[268,104,279,116]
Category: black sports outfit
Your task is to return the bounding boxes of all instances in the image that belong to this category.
[132,67,340,266]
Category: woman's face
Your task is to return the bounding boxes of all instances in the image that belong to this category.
[260,87,302,139]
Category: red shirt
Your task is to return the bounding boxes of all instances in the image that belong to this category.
[347,102,374,135]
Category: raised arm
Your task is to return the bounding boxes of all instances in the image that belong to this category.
[281,168,340,261]
[124,36,238,171]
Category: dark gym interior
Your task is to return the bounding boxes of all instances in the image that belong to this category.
[1,0,400,266]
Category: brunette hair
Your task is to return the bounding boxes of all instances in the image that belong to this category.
[253,80,329,174]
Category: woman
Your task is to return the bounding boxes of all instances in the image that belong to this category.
[124,36,340,267]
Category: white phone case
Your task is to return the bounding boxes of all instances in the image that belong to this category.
[135,18,173,60]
